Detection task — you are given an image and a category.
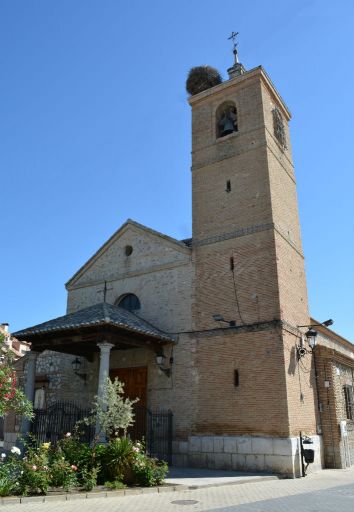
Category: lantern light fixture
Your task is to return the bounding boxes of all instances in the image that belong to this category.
[297,319,334,358]
[305,328,318,350]
[71,357,87,383]
[155,352,172,377]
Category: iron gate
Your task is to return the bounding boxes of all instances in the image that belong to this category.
[31,401,94,445]
[31,402,173,464]
[130,405,173,464]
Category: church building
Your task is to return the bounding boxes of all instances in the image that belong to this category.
[10,50,354,477]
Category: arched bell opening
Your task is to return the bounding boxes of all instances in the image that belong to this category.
[216,101,238,138]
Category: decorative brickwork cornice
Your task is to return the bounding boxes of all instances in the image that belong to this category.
[193,222,274,248]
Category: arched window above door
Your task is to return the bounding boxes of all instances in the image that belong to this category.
[115,293,141,312]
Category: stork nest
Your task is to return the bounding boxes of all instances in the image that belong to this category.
[186,66,222,96]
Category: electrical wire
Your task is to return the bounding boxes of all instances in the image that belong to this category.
[230,255,247,325]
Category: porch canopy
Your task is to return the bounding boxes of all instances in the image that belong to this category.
[13,302,175,358]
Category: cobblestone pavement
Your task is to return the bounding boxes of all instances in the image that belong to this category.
[2,468,354,512]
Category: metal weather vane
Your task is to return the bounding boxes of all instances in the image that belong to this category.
[228,31,239,64]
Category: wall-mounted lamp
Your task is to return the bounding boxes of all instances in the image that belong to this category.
[71,357,87,383]
[305,328,317,350]
[297,319,333,359]
[212,314,236,327]
[155,352,172,377]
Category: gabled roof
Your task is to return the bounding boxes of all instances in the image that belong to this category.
[310,317,353,349]
[66,219,191,288]
[13,302,175,343]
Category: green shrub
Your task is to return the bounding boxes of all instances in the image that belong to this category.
[0,461,18,496]
[132,456,168,487]
[103,437,134,482]
[0,434,168,496]
[104,479,126,490]
[49,457,78,491]
[80,466,100,491]
[16,442,51,495]
[17,463,51,496]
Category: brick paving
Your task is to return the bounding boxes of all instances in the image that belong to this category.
[1,468,354,511]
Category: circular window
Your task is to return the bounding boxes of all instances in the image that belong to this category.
[116,294,140,311]
[125,245,133,256]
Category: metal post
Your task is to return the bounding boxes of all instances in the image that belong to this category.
[167,410,173,465]
[299,431,306,477]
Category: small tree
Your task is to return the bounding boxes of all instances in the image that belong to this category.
[87,377,138,439]
[0,333,33,419]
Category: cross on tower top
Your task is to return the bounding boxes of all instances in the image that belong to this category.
[228,31,239,64]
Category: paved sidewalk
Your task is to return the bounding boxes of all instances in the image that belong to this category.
[166,467,278,488]
[1,468,354,511]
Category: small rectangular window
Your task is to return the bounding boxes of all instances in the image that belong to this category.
[343,385,353,420]
[234,369,239,387]
[226,180,231,192]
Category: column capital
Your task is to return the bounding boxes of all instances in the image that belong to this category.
[97,341,114,354]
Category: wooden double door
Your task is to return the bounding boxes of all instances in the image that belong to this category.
[110,366,147,408]
[110,367,148,440]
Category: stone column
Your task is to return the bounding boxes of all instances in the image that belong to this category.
[20,350,39,438]
[95,342,114,440]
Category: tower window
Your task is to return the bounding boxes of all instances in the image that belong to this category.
[216,102,238,138]
[226,180,231,192]
[125,245,133,256]
[272,107,287,148]
[116,293,141,312]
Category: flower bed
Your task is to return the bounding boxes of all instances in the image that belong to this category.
[0,434,168,497]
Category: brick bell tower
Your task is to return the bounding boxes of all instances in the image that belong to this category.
[186,44,321,476]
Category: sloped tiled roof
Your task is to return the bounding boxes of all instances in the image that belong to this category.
[181,238,192,247]
[13,303,174,343]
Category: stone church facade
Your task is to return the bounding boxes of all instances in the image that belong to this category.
[9,59,354,477]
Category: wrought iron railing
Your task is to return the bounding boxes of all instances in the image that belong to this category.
[31,401,94,445]
[31,402,173,464]
[130,405,173,464]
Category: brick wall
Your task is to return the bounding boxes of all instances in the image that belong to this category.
[315,344,354,468]
[189,66,316,444]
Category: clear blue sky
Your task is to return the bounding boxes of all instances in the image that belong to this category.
[1,1,353,339]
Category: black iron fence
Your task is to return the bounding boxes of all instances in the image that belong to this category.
[31,402,173,464]
[130,405,173,464]
[31,401,94,445]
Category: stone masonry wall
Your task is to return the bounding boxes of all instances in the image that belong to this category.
[3,351,97,450]
[67,223,192,334]
[173,434,323,478]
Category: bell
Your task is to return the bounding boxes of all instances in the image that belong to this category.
[221,118,235,136]
[219,109,237,137]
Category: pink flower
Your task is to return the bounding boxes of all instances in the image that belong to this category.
[133,446,140,453]
[32,465,37,471]
[71,465,77,471]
